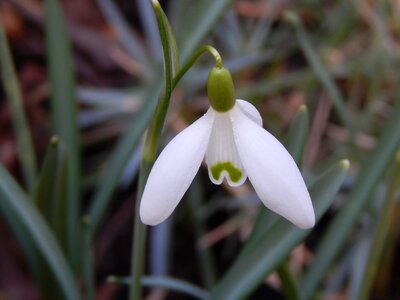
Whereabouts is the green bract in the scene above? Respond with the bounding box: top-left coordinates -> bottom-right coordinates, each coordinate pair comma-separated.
207,66 -> 235,112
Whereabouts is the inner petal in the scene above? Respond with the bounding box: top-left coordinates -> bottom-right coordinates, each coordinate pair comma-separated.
206,111 -> 247,187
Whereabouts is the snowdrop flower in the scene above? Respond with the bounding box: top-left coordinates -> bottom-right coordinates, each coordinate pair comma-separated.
140,66 -> 315,229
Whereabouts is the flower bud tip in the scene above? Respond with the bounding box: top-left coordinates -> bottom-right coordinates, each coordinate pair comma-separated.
284,11 -> 299,26
339,159 -> 350,170
298,104 -> 307,113
50,136 -> 60,146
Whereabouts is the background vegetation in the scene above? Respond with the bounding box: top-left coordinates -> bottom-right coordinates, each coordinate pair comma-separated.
0,0 -> 399,299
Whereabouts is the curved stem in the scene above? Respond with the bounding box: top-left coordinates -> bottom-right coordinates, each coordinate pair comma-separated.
172,45 -> 222,88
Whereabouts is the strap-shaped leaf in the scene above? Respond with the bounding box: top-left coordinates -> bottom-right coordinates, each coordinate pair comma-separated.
32,137 -> 68,299
33,137 -> 68,250
0,165 -> 81,300
285,12 -> 352,134
286,105 -> 309,163
356,152 -> 400,300
0,19 -> 37,192
300,99 -> 400,300
44,0 -> 81,270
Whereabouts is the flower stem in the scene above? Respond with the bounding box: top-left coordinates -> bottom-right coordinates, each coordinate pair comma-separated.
130,5 -> 224,300
142,44 -> 223,164
129,163 -> 151,300
172,45 -> 222,88
277,262 -> 298,300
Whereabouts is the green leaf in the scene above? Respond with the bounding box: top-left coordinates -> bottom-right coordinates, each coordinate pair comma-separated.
89,83 -> 162,233
179,0 -> 236,61
237,69 -> 317,100
44,0 -> 81,270
356,151 -> 400,300
81,217 -> 95,300
286,105 -> 309,163
0,165 -> 81,300
110,275 -> 209,300
32,137 -> 68,299
33,137 -> 68,249
285,12 -> 353,134
300,99 -> 400,300
210,160 -> 349,300
97,0 -> 150,68
0,201 -> 39,275
0,18 -> 37,192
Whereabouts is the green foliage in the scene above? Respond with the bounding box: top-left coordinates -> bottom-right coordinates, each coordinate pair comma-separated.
44,0 -> 81,271
0,19 -> 37,192
0,165 -> 81,300
1,0 -> 399,299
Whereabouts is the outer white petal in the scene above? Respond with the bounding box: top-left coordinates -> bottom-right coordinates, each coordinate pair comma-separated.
140,110 -> 214,225
206,111 -> 247,187
230,105 -> 315,229
236,99 -> 263,126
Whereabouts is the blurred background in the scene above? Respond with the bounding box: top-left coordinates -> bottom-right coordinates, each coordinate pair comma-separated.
0,0 -> 400,299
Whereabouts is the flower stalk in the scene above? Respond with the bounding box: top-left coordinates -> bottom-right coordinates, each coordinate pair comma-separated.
129,1 -> 224,299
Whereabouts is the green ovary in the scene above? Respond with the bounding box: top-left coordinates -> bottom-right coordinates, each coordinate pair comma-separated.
210,162 -> 242,183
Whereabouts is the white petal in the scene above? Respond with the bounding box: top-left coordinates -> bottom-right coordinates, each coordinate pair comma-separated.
140,110 -> 214,225
230,106 -> 315,229
236,99 -> 263,127
206,110 -> 247,187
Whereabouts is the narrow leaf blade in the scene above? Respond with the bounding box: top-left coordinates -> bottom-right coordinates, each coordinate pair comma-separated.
0,165 -> 81,300
0,19 -> 37,192
300,99 -> 400,300
44,0 -> 81,270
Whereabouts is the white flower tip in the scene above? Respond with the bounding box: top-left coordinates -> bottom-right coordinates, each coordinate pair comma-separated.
139,204 -> 163,226
286,193 -> 315,229
295,211 -> 315,229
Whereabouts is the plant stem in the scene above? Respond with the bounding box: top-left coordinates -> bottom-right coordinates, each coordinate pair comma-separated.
172,45 -> 222,88
129,5 -> 224,299
129,163 -> 151,300
277,262 -> 298,300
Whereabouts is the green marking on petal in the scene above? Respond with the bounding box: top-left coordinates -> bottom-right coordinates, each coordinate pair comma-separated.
210,162 -> 242,183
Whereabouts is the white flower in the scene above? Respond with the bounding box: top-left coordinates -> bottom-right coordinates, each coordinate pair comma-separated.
140,99 -> 315,229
